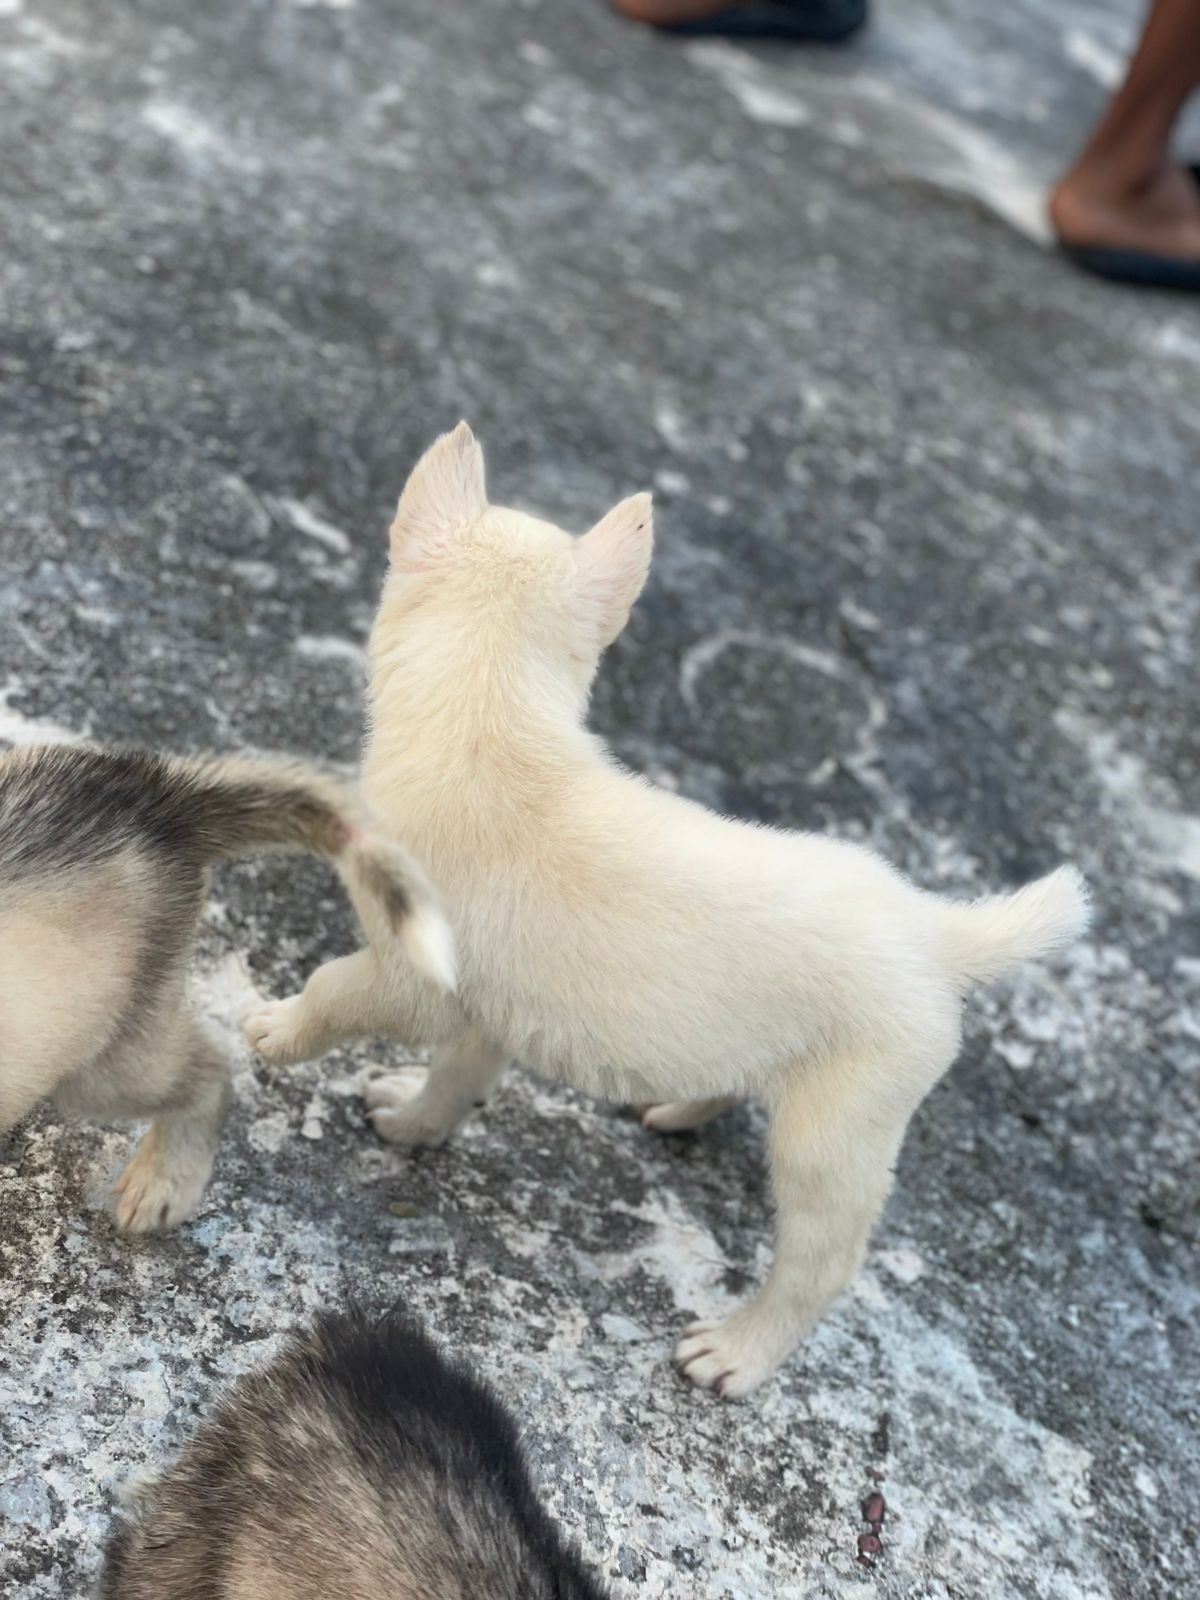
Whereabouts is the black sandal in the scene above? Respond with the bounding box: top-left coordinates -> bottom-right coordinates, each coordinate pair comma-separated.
632,0 -> 867,44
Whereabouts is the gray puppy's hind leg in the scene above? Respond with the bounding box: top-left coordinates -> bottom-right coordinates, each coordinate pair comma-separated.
0,1072 -> 54,1141
111,1017 -> 231,1234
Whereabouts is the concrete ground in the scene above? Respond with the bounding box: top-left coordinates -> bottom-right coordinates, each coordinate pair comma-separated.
1,0 -> 1198,1595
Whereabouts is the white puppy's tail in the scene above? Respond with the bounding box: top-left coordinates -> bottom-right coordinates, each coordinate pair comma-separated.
939,865 -> 1090,988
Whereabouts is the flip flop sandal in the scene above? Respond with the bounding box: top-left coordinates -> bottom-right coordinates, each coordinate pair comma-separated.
1057,245 -> 1200,290
1057,164 -> 1200,291
635,0 -> 868,43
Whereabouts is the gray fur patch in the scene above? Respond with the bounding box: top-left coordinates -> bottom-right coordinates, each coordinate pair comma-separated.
100,1309 -> 609,1600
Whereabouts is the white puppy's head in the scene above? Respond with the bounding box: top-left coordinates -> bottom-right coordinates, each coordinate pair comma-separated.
377,423 -> 653,700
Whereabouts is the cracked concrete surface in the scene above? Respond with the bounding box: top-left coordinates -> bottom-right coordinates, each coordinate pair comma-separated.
1,0 -> 1197,1595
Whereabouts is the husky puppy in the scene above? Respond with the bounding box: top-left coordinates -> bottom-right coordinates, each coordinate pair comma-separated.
100,1308 -> 610,1600
243,424 -> 1089,1397
0,743 -> 454,1232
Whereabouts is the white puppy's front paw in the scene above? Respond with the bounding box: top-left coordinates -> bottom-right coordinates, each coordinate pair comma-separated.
673,1312 -> 784,1400
113,1140 -> 212,1234
241,995 -> 309,1065
363,1069 -> 461,1149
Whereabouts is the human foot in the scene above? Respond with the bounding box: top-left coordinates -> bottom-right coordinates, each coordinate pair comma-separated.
1050,159 -> 1200,262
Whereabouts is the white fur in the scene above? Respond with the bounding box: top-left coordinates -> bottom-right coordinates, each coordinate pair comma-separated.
246,425 -> 1090,1397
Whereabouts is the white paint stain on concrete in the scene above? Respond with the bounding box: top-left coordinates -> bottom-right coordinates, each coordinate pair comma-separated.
876,1246 -> 927,1285
854,73 -> 1051,244
1056,709 -> 1200,882
142,99 -> 228,160
294,634 -> 368,670
0,680 -> 83,747
678,628 -> 846,711
684,41 -> 812,129
271,497 -> 354,556
604,1191 -> 733,1317
683,37 -> 1051,244
1063,28 -> 1124,90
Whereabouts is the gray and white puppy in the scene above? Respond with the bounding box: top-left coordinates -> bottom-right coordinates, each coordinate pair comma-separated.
0,743 -> 454,1232
100,1308 -> 610,1600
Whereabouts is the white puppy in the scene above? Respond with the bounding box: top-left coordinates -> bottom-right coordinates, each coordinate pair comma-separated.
244,424 -> 1089,1397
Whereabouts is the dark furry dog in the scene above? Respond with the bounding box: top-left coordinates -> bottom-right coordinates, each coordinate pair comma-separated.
0,743 -> 454,1231
100,1309 -> 610,1599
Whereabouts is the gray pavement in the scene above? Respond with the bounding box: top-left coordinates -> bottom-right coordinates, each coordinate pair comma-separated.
1,1 -> 1198,1595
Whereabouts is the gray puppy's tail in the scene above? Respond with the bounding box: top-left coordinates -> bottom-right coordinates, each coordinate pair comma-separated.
179,754 -> 456,991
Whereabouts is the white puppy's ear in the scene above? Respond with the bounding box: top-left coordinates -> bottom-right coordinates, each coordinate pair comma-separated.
575,493 -> 653,648
390,421 -> 487,566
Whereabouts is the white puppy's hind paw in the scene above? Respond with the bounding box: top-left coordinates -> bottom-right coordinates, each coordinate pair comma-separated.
363,1069 -> 462,1149
369,1106 -> 453,1148
362,1066 -> 428,1112
241,995 -> 308,1065
673,1313 -> 784,1400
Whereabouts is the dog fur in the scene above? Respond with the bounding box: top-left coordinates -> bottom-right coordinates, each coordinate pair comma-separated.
100,1308 -> 609,1600
0,743 -> 454,1232
243,424 -> 1090,1396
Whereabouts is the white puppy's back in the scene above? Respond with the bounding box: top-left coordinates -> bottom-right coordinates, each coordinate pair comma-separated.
375,734 -> 1082,1106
